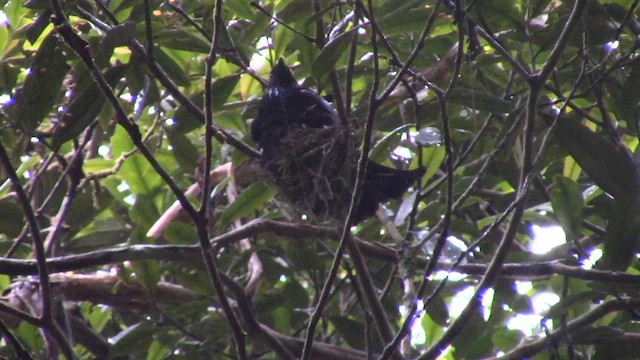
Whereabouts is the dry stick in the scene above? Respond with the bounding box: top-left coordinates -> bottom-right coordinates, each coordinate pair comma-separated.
7,150 -> 70,257
376,1 -> 445,103
44,122 -> 99,255
200,1 -> 246,358
418,1 -> 588,358
3,229 -> 640,284
414,112 -> 526,315
0,143 -> 74,359
381,8 -> 468,354
49,2 -> 240,357
49,12 -> 200,224
475,26 -> 531,79
164,3 -> 268,88
218,273 -> 296,360
313,1 -> 349,128
344,5 -> 360,114
249,1 -> 316,42
146,163 -> 233,238
225,167 -> 264,297
301,2 -> 396,358
0,302 -> 40,328
82,3 -> 260,160
0,319 -> 33,360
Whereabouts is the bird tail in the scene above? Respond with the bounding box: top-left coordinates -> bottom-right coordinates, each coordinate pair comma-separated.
352,162 -> 425,224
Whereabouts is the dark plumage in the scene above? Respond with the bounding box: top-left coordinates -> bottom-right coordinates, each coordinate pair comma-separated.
252,59 -> 425,225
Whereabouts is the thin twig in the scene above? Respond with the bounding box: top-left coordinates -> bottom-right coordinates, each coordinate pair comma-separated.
0,319 -> 34,359
0,142 -> 74,359
200,1 -> 247,358
419,1 -> 588,358
302,1 -> 397,357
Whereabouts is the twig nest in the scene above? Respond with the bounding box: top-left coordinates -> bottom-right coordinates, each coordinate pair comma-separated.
261,124 -> 356,223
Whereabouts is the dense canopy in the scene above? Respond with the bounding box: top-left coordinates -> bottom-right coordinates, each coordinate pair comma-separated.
2,0 -> 640,359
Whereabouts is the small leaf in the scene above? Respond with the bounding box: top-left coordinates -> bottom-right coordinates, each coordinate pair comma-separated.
616,57 -> 640,136
562,155 -> 582,180
598,198 -> 640,271
109,321 -> 155,358
329,316 -> 367,350
414,146 -> 446,184
70,224 -> 130,252
154,47 -> 191,87
492,327 -> 522,351
211,74 -> 241,108
550,175 -> 583,240
163,222 -> 198,245
172,93 -> 206,134
14,33 -> 69,131
52,65 -> 127,148
312,27 -> 357,79
550,112 -> 640,199
120,153 -> 163,195
218,182 -> 277,228
166,129 -> 199,170
378,1 -> 432,36
103,21 -> 137,48
370,123 -> 414,163
449,88 -> 514,114
154,29 -> 211,53
424,294 -> 450,327
542,291 -> 602,319
0,198 -> 24,237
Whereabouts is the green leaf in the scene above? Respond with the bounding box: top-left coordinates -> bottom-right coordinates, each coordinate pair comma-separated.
378,0 -> 432,36
312,27 -> 357,79
492,327 -> 522,351
82,301 -> 112,333
166,129 -> 199,170
163,222 -> 198,245
103,21 -> 137,48
218,182 -> 277,228
562,155 -> 582,180
370,123 -> 414,163
52,64 -> 128,148
449,88 -> 514,114
154,47 -> 191,87
225,1 -> 254,19
330,316 -> 367,350
211,74 -> 241,108
155,29 -> 211,53
172,93 -> 206,134
108,321 -> 155,358
615,56 -> 640,136
550,175 -> 583,240
542,291 -> 602,319
0,197 -> 24,237
425,294 -> 450,327
14,32 -> 69,131
550,112 -> 640,199
414,146 -> 446,184
146,340 -> 171,360
599,198 -> 640,271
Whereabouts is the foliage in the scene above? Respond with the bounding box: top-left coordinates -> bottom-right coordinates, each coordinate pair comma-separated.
1,0 -> 640,359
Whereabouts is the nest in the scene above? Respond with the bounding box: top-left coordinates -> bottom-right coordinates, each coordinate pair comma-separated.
261,125 -> 357,223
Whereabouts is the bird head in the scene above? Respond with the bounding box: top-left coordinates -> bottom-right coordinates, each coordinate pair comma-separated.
269,58 -> 298,89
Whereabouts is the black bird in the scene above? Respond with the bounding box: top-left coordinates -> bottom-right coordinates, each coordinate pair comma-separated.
252,59 -> 425,225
